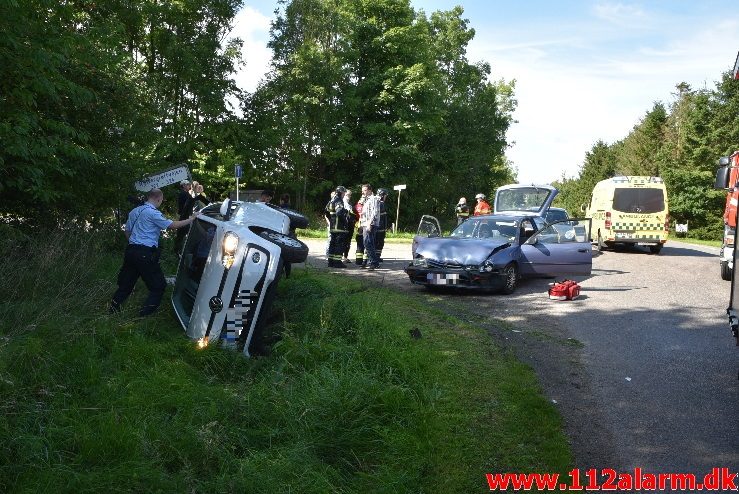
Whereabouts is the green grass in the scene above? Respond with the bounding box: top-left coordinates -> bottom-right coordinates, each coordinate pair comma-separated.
669,236 -> 721,248
0,226 -> 571,493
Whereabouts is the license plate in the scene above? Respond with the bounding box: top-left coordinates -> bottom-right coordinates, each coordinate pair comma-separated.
615,232 -> 633,239
636,242 -> 654,246
427,273 -> 460,285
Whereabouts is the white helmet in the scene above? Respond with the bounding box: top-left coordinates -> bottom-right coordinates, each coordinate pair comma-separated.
475,193 -> 486,200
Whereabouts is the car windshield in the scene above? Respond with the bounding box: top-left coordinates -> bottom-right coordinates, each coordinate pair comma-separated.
450,218 -> 518,241
496,187 -> 553,213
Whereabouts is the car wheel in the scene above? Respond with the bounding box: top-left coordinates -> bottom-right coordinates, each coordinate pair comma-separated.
721,260 -> 732,281
258,230 -> 309,264
268,205 -> 310,229
649,244 -> 663,255
500,263 -> 518,295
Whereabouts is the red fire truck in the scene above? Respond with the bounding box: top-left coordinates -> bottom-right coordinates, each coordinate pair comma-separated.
719,52 -> 739,347
716,152 -> 739,280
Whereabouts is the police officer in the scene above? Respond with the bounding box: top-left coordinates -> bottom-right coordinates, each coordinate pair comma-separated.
110,188 -> 199,316
376,188 -> 389,262
455,197 -> 470,225
325,186 -> 349,268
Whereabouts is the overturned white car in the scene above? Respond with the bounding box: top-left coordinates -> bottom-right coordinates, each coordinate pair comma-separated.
171,199 -> 309,356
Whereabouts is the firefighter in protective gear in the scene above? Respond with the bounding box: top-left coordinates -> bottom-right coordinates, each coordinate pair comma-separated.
455,197 -> 470,225
376,188 -> 389,262
354,197 -> 365,265
342,189 -> 356,262
474,193 -> 491,216
325,186 -> 349,268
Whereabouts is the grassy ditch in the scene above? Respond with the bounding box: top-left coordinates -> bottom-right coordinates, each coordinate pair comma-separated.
0,227 -> 570,492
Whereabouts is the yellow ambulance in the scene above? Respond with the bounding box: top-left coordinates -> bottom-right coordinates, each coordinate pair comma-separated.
585,176 -> 669,254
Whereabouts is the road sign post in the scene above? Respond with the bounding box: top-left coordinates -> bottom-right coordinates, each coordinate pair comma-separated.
393,184 -> 406,233
235,164 -> 243,201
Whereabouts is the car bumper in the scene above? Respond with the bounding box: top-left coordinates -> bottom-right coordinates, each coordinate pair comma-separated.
404,265 -> 506,289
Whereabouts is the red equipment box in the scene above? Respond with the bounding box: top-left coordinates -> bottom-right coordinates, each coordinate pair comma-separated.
548,280 -> 581,301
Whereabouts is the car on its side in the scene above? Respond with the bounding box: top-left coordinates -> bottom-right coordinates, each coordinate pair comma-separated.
405,185 -> 592,293
171,199 -> 309,356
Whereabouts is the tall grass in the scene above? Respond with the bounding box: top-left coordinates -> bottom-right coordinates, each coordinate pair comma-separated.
0,226 -> 570,493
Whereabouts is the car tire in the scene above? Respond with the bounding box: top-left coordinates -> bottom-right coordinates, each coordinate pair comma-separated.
268,205 -> 310,230
649,244 -> 663,255
721,260 -> 732,281
499,263 -> 518,295
258,230 -> 309,264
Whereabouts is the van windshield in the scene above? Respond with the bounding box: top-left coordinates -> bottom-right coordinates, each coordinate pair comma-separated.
613,188 -> 665,213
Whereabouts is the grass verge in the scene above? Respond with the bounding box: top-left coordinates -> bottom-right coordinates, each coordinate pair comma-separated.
0,226 -> 570,492
668,236 -> 721,248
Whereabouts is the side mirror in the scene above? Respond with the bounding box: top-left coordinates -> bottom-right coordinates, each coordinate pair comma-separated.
715,166 -> 730,190
580,204 -> 586,213
219,199 -> 232,220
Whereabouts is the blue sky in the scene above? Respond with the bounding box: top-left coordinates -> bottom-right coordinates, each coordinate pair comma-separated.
233,1 -> 739,184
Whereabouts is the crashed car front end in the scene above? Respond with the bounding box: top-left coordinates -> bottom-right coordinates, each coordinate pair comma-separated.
405,238 -> 515,289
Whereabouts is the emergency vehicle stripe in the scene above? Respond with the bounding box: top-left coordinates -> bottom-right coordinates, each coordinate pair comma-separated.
612,223 -> 665,229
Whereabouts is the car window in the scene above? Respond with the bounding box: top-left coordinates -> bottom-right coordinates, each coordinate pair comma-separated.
530,219 -> 590,244
613,188 -> 665,213
450,219 -> 477,238
545,209 -> 568,223
496,187 -> 555,212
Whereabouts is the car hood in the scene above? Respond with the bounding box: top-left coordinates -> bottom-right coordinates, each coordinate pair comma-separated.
415,237 -> 511,265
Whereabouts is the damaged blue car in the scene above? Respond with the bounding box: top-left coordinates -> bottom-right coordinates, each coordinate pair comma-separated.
405,185 -> 592,293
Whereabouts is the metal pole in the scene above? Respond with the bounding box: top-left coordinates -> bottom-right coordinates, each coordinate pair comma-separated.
236,176 -> 239,201
395,190 -> 401,234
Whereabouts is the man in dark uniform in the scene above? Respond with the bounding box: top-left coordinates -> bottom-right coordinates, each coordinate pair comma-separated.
110,188 -> 199,316
376,188 -> 389,262
342,189 -> 356,263
174,179 -> 193,256
325,186 -> 349,268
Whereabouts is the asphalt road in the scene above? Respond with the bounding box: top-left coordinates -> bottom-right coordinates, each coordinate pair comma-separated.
300,239 -> 739,478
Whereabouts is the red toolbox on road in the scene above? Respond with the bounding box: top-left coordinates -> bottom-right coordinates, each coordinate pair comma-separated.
548,280 -> 581,300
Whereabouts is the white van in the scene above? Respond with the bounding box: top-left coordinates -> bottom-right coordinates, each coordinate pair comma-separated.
585,176 -> 669,254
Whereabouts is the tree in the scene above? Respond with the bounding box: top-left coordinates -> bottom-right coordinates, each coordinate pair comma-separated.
246,0 -> 515,224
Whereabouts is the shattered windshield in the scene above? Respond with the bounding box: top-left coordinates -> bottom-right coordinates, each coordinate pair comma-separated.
450,218 -> 518,241
496,187 -> 554,213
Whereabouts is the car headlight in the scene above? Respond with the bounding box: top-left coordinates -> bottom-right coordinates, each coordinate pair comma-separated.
222,231 -> 239,269
479,260 -> 495,273
412,256 -> 428,267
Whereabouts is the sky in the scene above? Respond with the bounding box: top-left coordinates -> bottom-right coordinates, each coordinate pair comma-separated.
230,0 -> 739,184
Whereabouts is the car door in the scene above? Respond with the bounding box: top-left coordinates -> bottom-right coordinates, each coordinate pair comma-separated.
413,215 -> 442,257
518,218 -> 592,276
